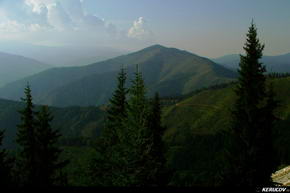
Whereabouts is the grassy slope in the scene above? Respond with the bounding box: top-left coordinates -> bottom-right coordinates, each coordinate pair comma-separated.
162,77 -> 290,186
163,77 -> 290,140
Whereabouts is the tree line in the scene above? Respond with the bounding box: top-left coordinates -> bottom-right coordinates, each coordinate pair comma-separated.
0,85 -> 69,187
0,21 -> 282,187
0,65 -> 171,187
267,72 -> 290,79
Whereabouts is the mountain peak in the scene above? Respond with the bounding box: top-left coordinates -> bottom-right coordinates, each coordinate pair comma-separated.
141,44 -> 167,51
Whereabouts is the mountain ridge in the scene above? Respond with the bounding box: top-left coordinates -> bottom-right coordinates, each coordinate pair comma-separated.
213,53 -> 290,73
0,44 -> 237,107
0,52 -> 52,87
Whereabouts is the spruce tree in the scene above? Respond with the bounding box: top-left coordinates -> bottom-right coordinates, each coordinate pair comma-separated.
125,65 -> 150,186
223,22 -> 278,186
0,130 -> 13,186
90,67 -> 129,186
34,105 -> 69,187
91,66 -> 170,187
103,67 -> 128,146
16,85 -> 68,186
146,93 -> 169,186
16,84 -> 38,186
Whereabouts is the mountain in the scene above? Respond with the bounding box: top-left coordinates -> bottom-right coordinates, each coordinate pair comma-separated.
0,98 -> 105,149
162,76 -> 290,185
212,53 -> 290,73
66,49 -> 128,66
0,52 -> 52,87
0,45 -> 237,107
0,41 -> 126,67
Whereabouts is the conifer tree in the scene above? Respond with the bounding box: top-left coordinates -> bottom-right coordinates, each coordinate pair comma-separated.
147,93 -> 165,160
223,21 -> 278,186
90,67 -> 129,186
91,66 -> 170,187
103,67 -> 128,146
124,65 -> 151,186
34,105 -> 68,187
16,84 -> 38,186
16,85 -> 68,187
146,93 -> 169,186
0,130 -> 13,186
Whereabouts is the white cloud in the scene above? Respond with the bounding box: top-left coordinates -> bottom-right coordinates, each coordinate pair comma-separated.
128,17 -> 153,40
0,1 -> 155,50
46,2 -> 74,31
25,0 -> 50,14
24,0 -> 114,33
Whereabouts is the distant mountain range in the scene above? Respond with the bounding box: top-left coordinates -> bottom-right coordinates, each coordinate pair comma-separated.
0,52 -> 52,87
0,45 -> 237,107
212,53 -> 290,73
0,42 -> 126,67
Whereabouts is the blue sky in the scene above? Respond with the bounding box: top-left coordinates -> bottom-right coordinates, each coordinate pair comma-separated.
0,0 -> 290,58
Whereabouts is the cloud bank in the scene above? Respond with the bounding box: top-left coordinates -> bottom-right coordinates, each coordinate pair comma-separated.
0,0 -> 154,48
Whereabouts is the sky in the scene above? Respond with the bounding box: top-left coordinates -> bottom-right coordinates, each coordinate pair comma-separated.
0,0 -> 290,59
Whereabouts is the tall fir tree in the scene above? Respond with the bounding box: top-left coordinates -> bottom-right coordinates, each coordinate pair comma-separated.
0,130 -> 13,186
16,85 -> 68,186
90,67 -> 129,186
34,105 -> 69,187
16,84 -> 38,186
90,66 -> 169,187
103,67 -> 128,146
223,21 -> 278,186
145,93 -> 170,186
124,65 -> 151,186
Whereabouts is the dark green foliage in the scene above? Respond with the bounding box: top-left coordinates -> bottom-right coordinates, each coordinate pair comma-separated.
0,130 -> 13,186
61,146 -> 97,186
268,72 -> 290,79
90,67 -> 169,187
15,84 -> 38,186
167,132 -> 227,186
161,76 -> 290,186
15,85 -> 69,186
223,22 -> 278,186
122,65 -> 151,186
146,93 -> 171,186
103,67 -> 128,146
0,100 -> 105,149
89,67 -> 130,186
34,105 -> 69,186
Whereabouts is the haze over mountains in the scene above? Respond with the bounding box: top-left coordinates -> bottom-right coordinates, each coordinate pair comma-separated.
0,44 -> 289,108
0,45 -> 236,107
0,52 -> 51,87
0,42 -> 127,67
213,53 -> 290,73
